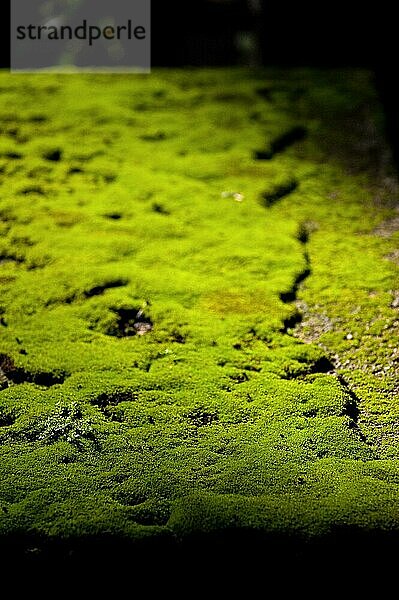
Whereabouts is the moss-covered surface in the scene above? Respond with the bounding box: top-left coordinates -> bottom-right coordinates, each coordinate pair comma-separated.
0,68 -> 398,561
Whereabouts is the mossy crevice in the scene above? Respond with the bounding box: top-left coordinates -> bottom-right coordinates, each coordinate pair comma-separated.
0,252 -> 25,265
83,279 -> 129,299
104,213 -> 122,220
91,390 -> 139,420
254,125 -> 307,160
0,408 -> 15,427
261,180 -> 298,207
336,374 -> 367,442
0,354 -> 67,388
279,258 -> 311,303
105,307 -> 153,338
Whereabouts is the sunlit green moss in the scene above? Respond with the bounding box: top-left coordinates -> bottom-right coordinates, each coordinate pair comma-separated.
0,68 -> 398,548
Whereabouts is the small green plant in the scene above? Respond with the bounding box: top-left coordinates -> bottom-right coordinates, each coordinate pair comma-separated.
38,402 -> 97,448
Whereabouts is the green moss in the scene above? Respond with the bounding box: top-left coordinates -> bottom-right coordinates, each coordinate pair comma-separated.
0,68 -> 398,550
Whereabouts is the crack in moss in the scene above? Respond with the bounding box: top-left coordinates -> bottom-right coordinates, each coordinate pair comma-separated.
337,374 -> 367,442
106,307 -> 153,338
277,228 -> 366,441
83,279 -> 129,298
261,180 -> 298,207
254,126 -> 307,160
0,354 -> 67,389
280,254 -> 311,304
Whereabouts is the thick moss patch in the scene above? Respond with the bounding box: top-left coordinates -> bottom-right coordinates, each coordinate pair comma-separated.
0,68 -> 398,556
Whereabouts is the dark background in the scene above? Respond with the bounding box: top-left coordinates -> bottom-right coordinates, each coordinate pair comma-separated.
152,0 -> 394,69
4,1 -> 396,70
3,1 -> 399,166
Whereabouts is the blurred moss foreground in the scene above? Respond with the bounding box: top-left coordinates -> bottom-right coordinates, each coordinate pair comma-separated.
0,69 -> 398,561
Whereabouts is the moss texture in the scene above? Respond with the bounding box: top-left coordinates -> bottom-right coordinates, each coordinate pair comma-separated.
0,68 -> 398,557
